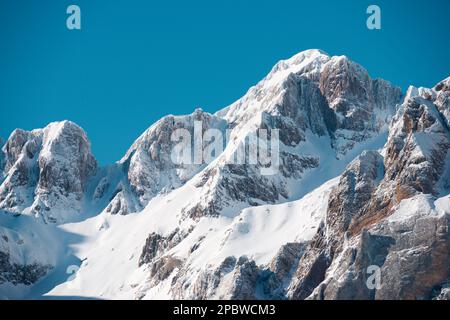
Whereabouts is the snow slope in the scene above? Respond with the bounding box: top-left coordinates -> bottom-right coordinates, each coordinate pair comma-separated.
45,175 -> 338,299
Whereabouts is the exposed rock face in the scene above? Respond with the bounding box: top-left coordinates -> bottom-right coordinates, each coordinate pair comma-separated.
139,229 -> 187,267
170,256 -> 235,299
285,80 -> 450,300
261,242 -> 308,299
149,256 -> 184,285
318,56 -> 402,155
134,51 -> 446,301
103,181 -> 140,216
287,225 -> 330,299
103,109 -> 227,215
182,162 -> 293,220
384,100 -> 449,198
319,58 -> 401,130
169,246 -> 308,300
273,74 -> 336,139
32,122 -> 97,223
0,251 -> 51,286
0,129 -> 41,211
170,256 -> 262,300
347,87 -> 450,236
2,51 -> 401,224
326,150 -> 384,248
226,257 -> 261,300
306,196 -> 449,300
125,109 -> 226,199
0,121 -> 97,223
268,242 -> 306,284
434,77 -> 450,128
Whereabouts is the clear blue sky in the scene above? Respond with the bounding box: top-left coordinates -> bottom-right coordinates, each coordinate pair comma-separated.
1,0 -> 449,164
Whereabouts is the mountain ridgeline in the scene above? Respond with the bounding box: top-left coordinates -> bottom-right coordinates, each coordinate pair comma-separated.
0,50 -> 449,300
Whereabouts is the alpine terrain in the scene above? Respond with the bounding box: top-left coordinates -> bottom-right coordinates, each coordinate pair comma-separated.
0,49 -> 449,300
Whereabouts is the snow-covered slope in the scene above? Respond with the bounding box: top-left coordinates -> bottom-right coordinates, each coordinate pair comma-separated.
43,176 -> 338,299
1,50 -> 448,300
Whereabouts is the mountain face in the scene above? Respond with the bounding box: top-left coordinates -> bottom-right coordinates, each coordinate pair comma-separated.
0,121 -> 97,224
292,79 -> 450,300
0,50 -> 448,300
101,109 -> 228,216
180,50 -> 402,221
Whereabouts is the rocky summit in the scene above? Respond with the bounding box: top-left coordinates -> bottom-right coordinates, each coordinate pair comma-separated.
0,50 -> 448,300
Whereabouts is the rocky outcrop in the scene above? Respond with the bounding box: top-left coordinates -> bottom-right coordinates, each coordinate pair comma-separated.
103,182 -> 139,216
434,77 -> 450,128
0,129 -> 41,211
169,245 -> 307,300
32,121 -> 97,223
286,226 -> 330,299
103,109 -> 227,215
319,56 -> 402,155
268,242 -> 306,284
0,121 -> 96,289
326,150 -> 384,249
319,57 -> 401,131
139,229 -> 188,267
307,196 -> 449,300
0,121 -> 97,223
347,88 -> 450,235
149,256 -> 184,285
0,251 -> 51,286
285,79 -> 450,300
170,256 -> 262,300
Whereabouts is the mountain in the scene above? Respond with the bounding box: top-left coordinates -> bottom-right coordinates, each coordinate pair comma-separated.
0,50 -> 448,300
287,78 -> 450,299
0,121 -> 97,224
101,109 -> 228,216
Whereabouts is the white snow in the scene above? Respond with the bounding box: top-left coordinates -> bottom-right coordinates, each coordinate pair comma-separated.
43,174 -> 337,299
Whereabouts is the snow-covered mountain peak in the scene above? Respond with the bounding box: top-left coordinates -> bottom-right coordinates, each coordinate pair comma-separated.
2,51 -> 448,301
94,108 -> 229,216
217,49 -> 401,160
268,49 -> 330,79
0,50 -> 402,224
39,120 -> 94,161
0,120 -> 97,223
123,108 -> 226,163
